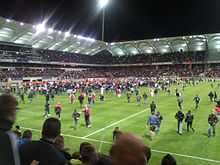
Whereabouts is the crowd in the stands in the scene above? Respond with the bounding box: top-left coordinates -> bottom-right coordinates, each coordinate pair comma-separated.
0,94 -> 177,165
0,43 -> 207,65
0,64 -> 219,81
0,68 -> 65,81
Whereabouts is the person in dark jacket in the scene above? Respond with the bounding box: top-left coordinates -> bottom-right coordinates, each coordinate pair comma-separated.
161,154 -> 177,165
208,112 -> 219,137
54,135 -> 72,164
185,111 -> 195,132
175,110 -> 185,135
150,101 -> 157,114
19,118 -> 66,165
0,94 -> 20,165
17,130 -> 32,148
78,93 -> 85,108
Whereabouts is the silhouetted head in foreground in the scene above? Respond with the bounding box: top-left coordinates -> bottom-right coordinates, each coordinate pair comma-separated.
161,154 -> 177,165
110,133 -> 151,165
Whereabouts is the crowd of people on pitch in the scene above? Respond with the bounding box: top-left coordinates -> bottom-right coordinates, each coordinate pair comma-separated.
174,86 -> 219,137
0,94 -> 178,165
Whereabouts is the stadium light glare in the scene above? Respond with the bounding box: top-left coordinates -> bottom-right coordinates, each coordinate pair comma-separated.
48,28 -> 54,34
77,35 -> 95,42
6,19 -> 11,23
98,0 -> 109,9
58,31 -> 62,35
35,22 -> 46,34
145,49 -> 153,54
20,22 -> 24,26
65,31 -> 71,37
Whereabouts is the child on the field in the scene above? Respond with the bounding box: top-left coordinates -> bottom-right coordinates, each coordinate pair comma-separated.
55,102 -> 62,119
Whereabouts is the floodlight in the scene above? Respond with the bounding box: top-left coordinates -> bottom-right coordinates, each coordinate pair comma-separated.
6,19 -> 11,23
65,31 -> 71,37
58,31 -> 62,35
20,22 -> 24,26
161,49 -> 167,53
48,28 -> 54,34
145,49 -> 153,54
35,23 -> 46,34
98,0 -> 109,9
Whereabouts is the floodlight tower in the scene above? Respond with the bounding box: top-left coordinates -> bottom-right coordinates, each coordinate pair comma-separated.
98,0 -> 109,41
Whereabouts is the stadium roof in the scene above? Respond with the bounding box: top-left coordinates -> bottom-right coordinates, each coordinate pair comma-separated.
0,17 -> 220,56
0,17 -> 107,55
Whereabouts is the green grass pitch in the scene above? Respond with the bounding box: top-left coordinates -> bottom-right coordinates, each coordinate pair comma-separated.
15,82 -> 220,165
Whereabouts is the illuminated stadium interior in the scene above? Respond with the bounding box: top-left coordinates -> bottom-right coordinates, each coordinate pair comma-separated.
1,16 -> 220,57
1,1 -> 220,165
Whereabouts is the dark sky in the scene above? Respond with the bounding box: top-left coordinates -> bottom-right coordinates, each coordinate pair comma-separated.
0,0 -> 220,42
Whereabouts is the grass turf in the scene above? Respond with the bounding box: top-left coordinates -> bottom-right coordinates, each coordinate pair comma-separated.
15,82 -> 220,165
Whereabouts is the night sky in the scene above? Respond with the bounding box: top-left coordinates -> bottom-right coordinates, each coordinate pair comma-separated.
0,0 -> 220,42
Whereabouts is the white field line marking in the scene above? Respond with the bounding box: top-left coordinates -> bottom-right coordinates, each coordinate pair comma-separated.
20,127 -> 112,145
151,149 -> 220,164
83,109 -> 148,138
21,126 -> 220,163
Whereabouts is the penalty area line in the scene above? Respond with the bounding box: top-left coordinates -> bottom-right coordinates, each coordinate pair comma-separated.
21,126 -> 220,163
83,109 -> 148,138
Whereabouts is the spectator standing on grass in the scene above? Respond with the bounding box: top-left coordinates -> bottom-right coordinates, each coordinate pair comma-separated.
185,111 -> 195,132
175,110 -> 185,135
112,127 -> 122,142
54,102 -> 62,119
156,111 -> 163,133
127,91 -> 132,103
72,109 -> 80,129
143,92 -> 148,105
193,95 -> 200,109
28,90 -> 34,103
208,112 -> 218,137
147,112 -> 159,140
19,118 -> 66,165
136,95 -> 142,106
0,94 -> 21,165
177,95 -> 183,110
45,92 -> 50,103
43,102 -> 50,118
150,101 -> 157,114
78,93 -> 85,108
82,105 -> 91,128
208,91 -> 214,102
69,92 -> 75,104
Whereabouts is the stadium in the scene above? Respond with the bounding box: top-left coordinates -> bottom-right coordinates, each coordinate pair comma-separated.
0,0 -> 220,165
